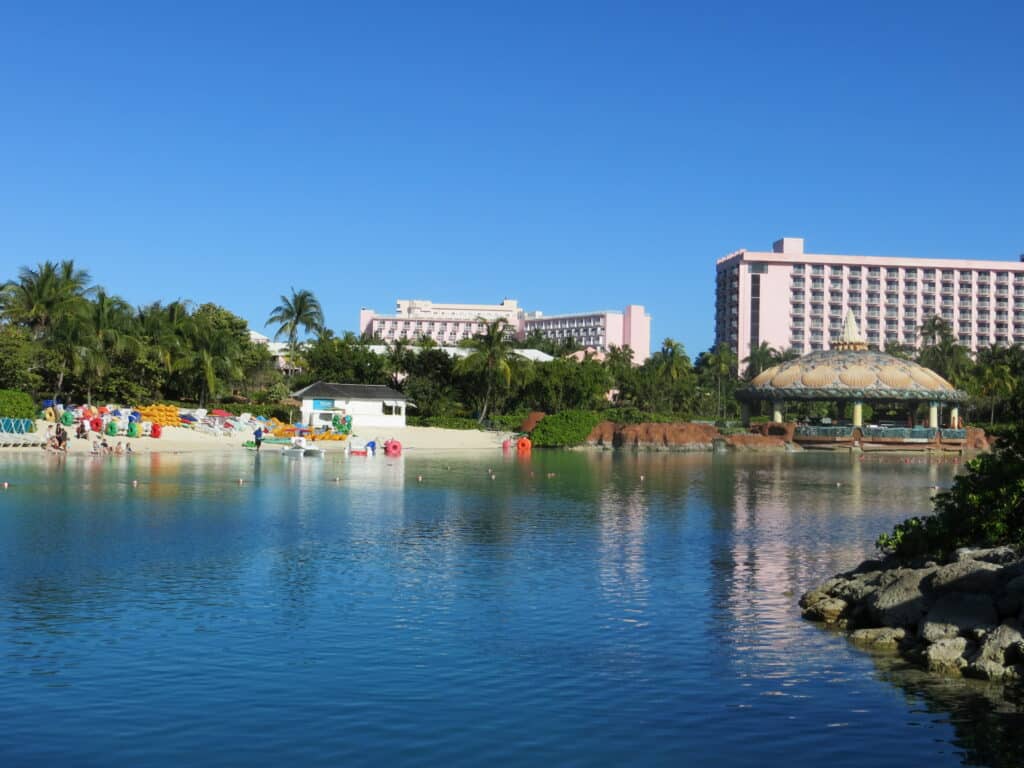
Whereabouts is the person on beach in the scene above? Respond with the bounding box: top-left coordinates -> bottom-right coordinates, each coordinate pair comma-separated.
114,441 -> 125,455
253,426 -> 263,452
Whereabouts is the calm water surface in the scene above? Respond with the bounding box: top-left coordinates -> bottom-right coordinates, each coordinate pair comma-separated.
1,450 -> 1021,766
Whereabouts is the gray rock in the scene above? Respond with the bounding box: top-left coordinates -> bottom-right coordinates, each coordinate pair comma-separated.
927,559 -> 1003,594
867,567 -> 936,627
954,546 -> 1019,565
832,573 -> 884,604
966,659 -> 1013,681
802,596 -> 848,624
924,637 -> 972,675
799,589 -> 829,609
919,592 -> 998,642
973,623 -> 1023,667
849,627 -> 906,648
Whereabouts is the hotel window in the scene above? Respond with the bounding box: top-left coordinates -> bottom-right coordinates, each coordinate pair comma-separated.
749,274 -> 761,348
811,265 -> 824,276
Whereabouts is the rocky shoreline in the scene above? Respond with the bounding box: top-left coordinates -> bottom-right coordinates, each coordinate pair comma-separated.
801,546 -> 1024,682
584,421 -> 792,452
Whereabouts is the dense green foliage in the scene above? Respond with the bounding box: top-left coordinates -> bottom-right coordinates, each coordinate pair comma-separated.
3,263 -> 1021,431
406,416 -> 483,430
877,426 -> 1024,559
530,410 -> 604,447
0,389 -> 36,419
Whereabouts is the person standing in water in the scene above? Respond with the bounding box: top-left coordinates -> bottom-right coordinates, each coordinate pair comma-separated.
253,426 -> 263,452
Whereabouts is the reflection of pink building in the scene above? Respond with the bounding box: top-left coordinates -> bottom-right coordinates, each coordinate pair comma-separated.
523,305 -> 651,362
717,237 -> 1024,361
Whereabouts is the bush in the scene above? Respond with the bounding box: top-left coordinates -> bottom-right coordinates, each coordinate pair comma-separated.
407,415 -> 483,430
877,426 -> 1024,560
0,389 -> 36,419
487,410 -> 531,431
530,409 -> 603,447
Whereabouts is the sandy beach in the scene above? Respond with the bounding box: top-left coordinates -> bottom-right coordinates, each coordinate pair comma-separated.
0,422 -> 515,457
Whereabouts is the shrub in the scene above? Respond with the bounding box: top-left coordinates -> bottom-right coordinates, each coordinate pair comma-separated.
407,415 -> 482,430
0,389 -> 36,419
530,409 -> 603,447
877,425 -> 1024,560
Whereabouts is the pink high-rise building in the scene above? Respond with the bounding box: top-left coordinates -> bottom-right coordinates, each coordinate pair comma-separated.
522,305 -> 651,362
716,237 -> 1024,361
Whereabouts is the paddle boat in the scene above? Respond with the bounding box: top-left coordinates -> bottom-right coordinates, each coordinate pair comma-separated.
281,436 -> 325,458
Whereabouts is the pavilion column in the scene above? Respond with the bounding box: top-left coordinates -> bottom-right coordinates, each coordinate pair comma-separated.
950,406 -> 959,429
772,401 -> 783,424
928,401 -> 939,430
740,402 -> 751,427
852,400 -> 863,428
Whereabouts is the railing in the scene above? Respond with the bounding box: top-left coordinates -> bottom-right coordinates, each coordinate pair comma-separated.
0,418 -> 35,434
795,425 -> 854,439
941,429 -> 967,440
862,427 -> 937,440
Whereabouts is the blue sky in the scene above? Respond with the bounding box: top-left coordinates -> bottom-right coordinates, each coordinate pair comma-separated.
2,1 -> 1022,356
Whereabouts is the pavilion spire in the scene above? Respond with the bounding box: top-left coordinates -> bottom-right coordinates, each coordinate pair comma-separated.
832,310 -> 868,351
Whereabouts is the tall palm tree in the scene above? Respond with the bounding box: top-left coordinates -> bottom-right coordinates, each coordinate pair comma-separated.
919,315 -> 951,347
80,290 -> 140,404
974,348 -> 1016,425
742,341 -> 777,380
0,260 -> 93,338
267,289 -> 324,373
455,318 -> 515,423
385,338 -> 411,389
705,343 -> 739,420
656,338 -> 692,384
182,313 -> 244,406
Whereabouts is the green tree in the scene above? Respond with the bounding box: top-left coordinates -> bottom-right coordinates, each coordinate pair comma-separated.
701,343 -> 739,421
455,318 -> 517,423
80,289 -> 140,404
267,289 -> 324,372
742,341 -> 777,380
0,325 -> 42,392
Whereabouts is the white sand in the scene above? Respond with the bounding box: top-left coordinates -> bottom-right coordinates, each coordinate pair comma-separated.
0,421 -> 515,456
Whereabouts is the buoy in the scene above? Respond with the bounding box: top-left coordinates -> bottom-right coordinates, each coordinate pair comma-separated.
640,474 -> 645,482
490,474 -> 496,480
333,477 -> 340,483
132,480 -> 138,487
2,481 -> 8,489
238,478 -> 244,485
417,475 -> 423,482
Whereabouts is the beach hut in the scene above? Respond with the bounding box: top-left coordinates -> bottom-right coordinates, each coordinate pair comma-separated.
291,382 -> 409,429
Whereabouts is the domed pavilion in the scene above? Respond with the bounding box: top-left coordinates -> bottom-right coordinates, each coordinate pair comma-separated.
737,312 -> 969,449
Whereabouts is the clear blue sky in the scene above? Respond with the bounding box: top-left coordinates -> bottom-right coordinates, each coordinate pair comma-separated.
2,1 -> 1022,356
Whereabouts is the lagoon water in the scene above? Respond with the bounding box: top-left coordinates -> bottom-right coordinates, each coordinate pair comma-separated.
1,450 -> 1022,767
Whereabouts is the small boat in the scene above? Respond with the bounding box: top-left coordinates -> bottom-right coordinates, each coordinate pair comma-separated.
280,437 -> 325,458
281,446 -> 325,458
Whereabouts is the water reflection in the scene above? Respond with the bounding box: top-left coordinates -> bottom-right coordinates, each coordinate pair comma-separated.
0,450 -> 1019,767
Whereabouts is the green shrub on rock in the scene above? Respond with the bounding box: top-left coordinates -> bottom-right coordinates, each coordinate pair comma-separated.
877,426 -> 1024,560
530,410 -> 602,447
0,389 -> 36,419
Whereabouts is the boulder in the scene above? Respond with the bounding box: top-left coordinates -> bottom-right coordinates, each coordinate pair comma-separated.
924,637 -> 972,675
955,546 -> 1019,565
927,559 -> 1003,594
972,623 -> 1023,668
802,596 -> 848,624
832,571 -> 887,604
967,659 -> 1016,681
919,592 -> 998,642
867,567 -> 936,628
849,627 -> 906,649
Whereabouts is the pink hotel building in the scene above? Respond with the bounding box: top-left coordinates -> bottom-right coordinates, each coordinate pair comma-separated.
360,300 -> 652,361
717,237 -> 1024,362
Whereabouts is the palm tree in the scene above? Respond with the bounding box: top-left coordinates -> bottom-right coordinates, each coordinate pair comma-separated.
0,260 -> 93,338
267,289 -> 324,373
80,290 -> 140,404
455,318 -> 516,423
919,315 -> 951,347
655,338 -> 692,384
182,314 -> 244,406
975,349 -> 1016,425
705,343 -> 739,420
384,338 -> 411,389
742,341 -> 777,380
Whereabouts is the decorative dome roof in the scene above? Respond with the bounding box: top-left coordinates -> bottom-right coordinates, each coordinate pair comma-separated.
738,349 -> 968,403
